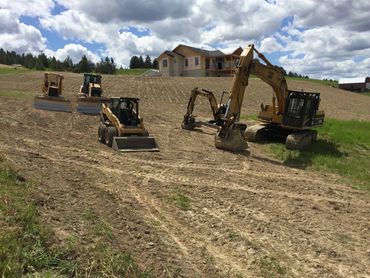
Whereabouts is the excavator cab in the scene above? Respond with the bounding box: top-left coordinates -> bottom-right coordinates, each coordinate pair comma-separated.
283,91 -> 324,128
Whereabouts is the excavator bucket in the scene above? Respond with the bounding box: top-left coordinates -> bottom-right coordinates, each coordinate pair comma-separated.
76,98 -> 102,114
112,136 -> 159,152
33,96 -> 72,113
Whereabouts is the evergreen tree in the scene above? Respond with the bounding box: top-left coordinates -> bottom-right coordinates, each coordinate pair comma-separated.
38,52 -> 49,68
129,56 -> 140,69
50,57 -> 58,70
152,58 -> 159,69
63,56 -> 73,71
144,55 -> 152,68
77,55 -> 91,73
139,55 -> 144,68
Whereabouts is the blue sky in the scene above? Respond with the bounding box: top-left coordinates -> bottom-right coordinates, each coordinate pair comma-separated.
1,0 -> 369,79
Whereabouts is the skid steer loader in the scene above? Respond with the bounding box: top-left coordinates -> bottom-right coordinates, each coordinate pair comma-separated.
76,73 -> 108,114
98,97 -> 159,152
34,73 -> 72,112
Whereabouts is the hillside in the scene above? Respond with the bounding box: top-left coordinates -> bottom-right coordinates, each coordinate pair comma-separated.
0,72 -> 369,277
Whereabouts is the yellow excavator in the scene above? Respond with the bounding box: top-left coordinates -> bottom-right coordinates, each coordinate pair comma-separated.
34,73 -> 72,112
182,44 -> 325,151
98,97 -> 159,152
76,73 -> 108,114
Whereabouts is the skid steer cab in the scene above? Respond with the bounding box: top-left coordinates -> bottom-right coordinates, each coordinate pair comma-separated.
98,97 -> 159,152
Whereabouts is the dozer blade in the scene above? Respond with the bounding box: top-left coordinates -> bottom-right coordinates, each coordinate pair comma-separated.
33,96 -> 72,113
112,136 -> 159,152
76,99 -> 102,114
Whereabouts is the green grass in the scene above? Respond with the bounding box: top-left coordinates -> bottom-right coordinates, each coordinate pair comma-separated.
259,257 -> 286,278
240,114 -> 259,121
0,67 -> 31,75
0,90 -> 33,98
0,156 -> 149,277
170,191 -> 192,210
0,158 -> 76,277
268,118 -> 370,191
116,68 -> 149,75
285,76 -> 338,87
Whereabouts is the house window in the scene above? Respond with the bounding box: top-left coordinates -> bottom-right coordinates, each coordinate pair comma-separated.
195,57 -> 199,66
162,59 -> 168,67
174,59 -> 176,64
185,58 -> 189,67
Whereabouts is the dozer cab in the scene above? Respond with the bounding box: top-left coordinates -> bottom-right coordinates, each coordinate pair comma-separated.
76,73 -> 108,114
98,97 -> 159,152
181,44 -> 325,151
34,73 -> 72,112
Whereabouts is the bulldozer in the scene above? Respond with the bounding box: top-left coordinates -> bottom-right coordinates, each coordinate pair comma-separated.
34,73 -> 72,112
98,97 -> 159,152
76,73 -> 108,114
182,44 -> 325,151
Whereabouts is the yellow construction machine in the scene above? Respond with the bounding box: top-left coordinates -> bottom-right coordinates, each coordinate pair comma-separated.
34,73 -> 72,112
182,44 -> 325,151
98,97 -> 159,152
76,73 -> 108,114
182,87 -> 227,130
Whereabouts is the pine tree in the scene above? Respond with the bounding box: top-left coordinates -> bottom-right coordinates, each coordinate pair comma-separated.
129,56 -> 138,69
152,58 -> 158,69
144,55 -> 152,68
139,55 -> 144,68
77,55 -> 91,73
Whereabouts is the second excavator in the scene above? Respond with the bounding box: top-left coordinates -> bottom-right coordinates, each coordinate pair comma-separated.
181,44 -> 325,151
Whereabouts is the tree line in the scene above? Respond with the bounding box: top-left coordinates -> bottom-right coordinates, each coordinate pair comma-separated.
129,54 -> 158,69
0,48 -> 116,74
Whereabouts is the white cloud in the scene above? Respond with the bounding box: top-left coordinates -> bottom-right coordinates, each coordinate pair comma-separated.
46,43 -> 101,63
0,10 -> 46,53
0,0 -> 54,17
1,0 -> 370,78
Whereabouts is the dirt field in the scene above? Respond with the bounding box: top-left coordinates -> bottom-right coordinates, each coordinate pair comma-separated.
1,72 -> 370,277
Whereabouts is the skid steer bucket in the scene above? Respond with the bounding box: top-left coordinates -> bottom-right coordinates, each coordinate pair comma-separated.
76,98 -> 102,114
112,136 -> 159,152
33,96 -> 72,113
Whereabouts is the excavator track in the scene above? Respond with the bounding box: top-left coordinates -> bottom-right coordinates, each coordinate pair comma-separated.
245,124 -> 268,142
285,130 -> 317,150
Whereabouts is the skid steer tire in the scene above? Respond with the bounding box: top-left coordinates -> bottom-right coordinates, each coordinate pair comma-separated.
98,123 -> 107,143
105,126 -> 118,147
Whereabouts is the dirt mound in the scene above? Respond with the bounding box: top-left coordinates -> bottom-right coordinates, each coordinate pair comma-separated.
0,72 -> 369,277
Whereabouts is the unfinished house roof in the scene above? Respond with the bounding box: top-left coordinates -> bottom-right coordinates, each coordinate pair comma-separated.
339,77 -> 369,84
174,44 -> 225,57
157,50 -> 185,60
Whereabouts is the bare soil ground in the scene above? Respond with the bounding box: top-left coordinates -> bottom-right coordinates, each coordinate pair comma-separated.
1,72 -> 370,277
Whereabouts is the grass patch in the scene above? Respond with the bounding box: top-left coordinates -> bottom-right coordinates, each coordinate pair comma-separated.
170,191 -> 192,210
240,114 -> 259,121
116,68 -> 149,75
0,90 -> 32,98
0,67 -> 31,75
81,208 -> 150,277
0,160 -> 76,277
268,118 -> 370,191
259,257 -> 286,278
285,76 -> 338,87
0,156 -> 149,277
